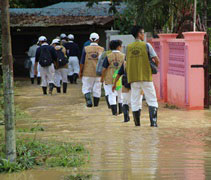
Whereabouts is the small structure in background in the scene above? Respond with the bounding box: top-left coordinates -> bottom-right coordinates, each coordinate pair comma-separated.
9,2 -> 126,76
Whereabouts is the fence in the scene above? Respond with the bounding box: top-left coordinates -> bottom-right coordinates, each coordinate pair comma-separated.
151,32 -> 206,109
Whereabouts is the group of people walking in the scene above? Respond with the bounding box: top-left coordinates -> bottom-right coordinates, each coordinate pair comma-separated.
30,25 -> 159,127
27,33 -> 80,94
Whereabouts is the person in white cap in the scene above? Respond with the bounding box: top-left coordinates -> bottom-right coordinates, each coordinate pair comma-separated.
34,36 -> 57,95
80,32 -> 104,107
64,34 -> 80,84
51,38 -> 69,93
27,39 -> 40,84
60,33 -> 67,46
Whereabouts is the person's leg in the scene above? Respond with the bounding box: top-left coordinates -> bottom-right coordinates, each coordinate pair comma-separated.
92,77 -> 102,107
106,84 -> 117,115
54,69 -> 61,93
131,82 -> 141,126
61,68 -> 68,93
72,57 -> 80,84
103,83 -> 110,109
46,65 -> 55,95
68,57 -> 74,83
82,77 -> 94,107
117,89 -> 123,114
29,58 -> 35,84
37,63 -> 41,85
122,91 -> 130,122
141,82 -> 158,127
40,66 -> 48,95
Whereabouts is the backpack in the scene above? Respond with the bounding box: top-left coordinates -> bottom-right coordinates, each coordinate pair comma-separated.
24,58 -> 32,70
96,51 -> 111,76
39,46 -> 52,67
56,48 -> 68,68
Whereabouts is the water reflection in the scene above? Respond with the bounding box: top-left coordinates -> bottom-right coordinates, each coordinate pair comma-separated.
0,82 -> 211,179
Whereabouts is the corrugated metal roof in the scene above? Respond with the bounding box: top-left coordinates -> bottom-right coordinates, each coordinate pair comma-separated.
10,2 -> 126,17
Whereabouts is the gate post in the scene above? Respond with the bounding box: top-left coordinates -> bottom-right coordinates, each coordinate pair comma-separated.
157,34 -> 177,102
183,32 -> 206,109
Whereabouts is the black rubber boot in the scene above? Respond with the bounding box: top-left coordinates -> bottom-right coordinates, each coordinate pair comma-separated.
56,87 -> 61,93
69,75 -> 73,84
49,83 -> 54,95
105,96 -> 110,109
42,87 -> 47,95
37,77 -> 41,85
132,110 -> 141,126
118,103 -> 123,114
93,97 -> 100,107
63,83 -> 67,93
149,106 -> 158,127
73,73 -> 78,84
122,104 -> 130,122
31,78 -> 34,84
85,93 -> 92,107
111,105 -> 117,116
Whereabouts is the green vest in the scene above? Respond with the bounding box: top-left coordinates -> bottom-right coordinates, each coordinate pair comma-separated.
126,41 -> 152,83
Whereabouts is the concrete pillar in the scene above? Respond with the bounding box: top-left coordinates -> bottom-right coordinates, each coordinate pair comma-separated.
105,30 -> 120,50
158,34 -> 178,102
183,32 -> 206,109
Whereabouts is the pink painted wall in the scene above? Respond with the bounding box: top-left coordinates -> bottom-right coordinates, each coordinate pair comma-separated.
167,74 -> 186,107
183,32 -> 206,110
151,32 -> 206,109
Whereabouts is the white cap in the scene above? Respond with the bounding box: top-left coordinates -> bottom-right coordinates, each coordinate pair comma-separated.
89,32 -> 99,41
51,38 -> 60,45
60,33 -> 67,39
68,34 -> 74,40
38,36 -> 47,42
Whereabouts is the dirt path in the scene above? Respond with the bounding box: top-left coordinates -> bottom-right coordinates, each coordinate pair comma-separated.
1,79 -> 211,180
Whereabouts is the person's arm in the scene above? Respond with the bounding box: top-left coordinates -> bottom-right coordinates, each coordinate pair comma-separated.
112,74 -> 121,92
147,43 -> 160,66
79,48 -> 86,78
100,57 -> 109,83
34,48 -> 40,75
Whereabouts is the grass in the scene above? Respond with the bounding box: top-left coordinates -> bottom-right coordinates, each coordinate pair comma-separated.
164,103 -> 179,109
64,174 -> 92,180
0,138 -> 89,173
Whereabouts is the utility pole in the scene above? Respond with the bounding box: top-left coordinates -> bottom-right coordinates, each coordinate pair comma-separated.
1,0 -> 16,162
193,0 -> 197,31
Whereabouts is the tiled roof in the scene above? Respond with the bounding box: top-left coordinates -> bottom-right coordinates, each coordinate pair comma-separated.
10,2 -> 126,17
9,2 -> 126,27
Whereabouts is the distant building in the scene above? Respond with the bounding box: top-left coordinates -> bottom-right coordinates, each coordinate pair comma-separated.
9,2 -> 126,76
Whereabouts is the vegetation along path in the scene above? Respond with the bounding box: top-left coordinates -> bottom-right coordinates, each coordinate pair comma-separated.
1,79 -> 211,180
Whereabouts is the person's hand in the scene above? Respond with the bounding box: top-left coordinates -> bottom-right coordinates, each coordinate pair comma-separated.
100,77 -> 104,83
112,85 -> 116,92
79,72 -> 83,79
34,69 -> 38,76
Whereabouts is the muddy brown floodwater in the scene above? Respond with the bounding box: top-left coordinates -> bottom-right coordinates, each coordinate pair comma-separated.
1,80 -> 211,180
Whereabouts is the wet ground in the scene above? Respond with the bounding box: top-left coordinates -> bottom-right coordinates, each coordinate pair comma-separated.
1,79 -> 211,180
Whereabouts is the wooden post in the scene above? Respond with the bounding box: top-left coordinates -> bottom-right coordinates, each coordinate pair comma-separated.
1,0 -> 16,162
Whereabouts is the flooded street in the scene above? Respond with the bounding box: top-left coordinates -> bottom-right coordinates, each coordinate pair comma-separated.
1,80 -> 211,180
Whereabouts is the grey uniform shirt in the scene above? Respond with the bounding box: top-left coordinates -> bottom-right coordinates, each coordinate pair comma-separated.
28,44 -> 39,57
146,42 -> 157,58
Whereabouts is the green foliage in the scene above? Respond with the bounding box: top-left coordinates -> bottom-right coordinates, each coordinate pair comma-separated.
0,23 -> 2,58
0,139 -> 89,173
64,174 -> 92,180
114,0 -> 208,35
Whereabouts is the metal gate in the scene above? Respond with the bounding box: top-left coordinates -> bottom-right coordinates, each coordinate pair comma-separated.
204,34 -> 211,107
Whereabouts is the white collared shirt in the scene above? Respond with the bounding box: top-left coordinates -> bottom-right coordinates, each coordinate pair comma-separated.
90,42 -> 98,46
